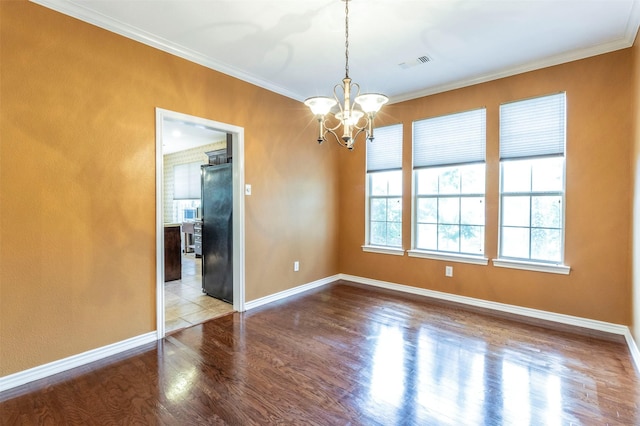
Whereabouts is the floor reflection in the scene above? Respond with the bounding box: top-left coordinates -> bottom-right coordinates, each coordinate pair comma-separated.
415,327 -> 486,424
369,326 -> 406,406
363,318 -> 572,425
502,358 -> 565,425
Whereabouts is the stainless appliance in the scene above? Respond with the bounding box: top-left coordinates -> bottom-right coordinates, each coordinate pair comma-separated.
201,162 -> 233,303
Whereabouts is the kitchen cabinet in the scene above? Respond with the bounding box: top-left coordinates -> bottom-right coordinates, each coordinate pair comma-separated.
164,224 -> 181,281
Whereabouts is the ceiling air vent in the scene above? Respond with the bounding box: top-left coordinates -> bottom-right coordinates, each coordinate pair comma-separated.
398,55 -> 432,70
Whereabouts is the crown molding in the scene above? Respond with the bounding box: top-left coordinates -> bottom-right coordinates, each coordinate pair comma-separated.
391,37 -> 638,104
29,0 -> 302,101
29,0 -> 640,105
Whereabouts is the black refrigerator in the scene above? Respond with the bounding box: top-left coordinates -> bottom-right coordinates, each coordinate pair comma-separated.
201,163 -> 233,303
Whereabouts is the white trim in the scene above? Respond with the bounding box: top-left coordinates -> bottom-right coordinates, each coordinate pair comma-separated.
624,329 -> 640,374
361,245 -> 405,256
29,0 -> 640,106
391,38 -> 637,103
232,131 -> 247,313
155,111 -> 166,338
28,0 -> 302,102
340,273 -> 617,331
492,258 -> 570,275
407,249 -> 488,265
0,332 -> 157,393
344,272 -> 637,370
3,274 -> 638,392
155,108 -> 246,340
244,275 -> 339,311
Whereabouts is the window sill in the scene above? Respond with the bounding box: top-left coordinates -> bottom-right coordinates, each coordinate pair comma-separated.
492,258 -> 570,275
407,250 -> 489,265
361,245 -> 405,256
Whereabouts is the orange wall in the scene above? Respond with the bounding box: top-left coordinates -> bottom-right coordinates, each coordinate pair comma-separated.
339,50 -> 634,325
0,1 -> 339,376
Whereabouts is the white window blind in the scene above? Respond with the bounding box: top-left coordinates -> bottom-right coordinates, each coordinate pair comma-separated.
367,124 -> 403,172
413,108 -> 486,168
174,162 -> 201,200
500,92 -> 566,159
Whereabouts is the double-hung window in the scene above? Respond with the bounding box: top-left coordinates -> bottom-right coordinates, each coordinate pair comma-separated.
496,92 -> 569,273
365,124 -> 403,251
411,108 -> 487,261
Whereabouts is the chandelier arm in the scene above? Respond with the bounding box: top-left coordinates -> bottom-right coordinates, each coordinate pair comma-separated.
333,84 -> 345,115
352,127 -> 368,142
321,121 -> 371,149
323,128 -> 349,148
323,115 -> 343,132
352,81 -> 361,98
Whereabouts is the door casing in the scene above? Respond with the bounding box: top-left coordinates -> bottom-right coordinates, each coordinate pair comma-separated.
155,108 -> 246,338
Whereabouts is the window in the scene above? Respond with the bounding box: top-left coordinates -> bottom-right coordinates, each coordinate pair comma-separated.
366,124 -> 403,250
174,162 -> 201,200
498,93 -> 567,269
412,108 -> 486,259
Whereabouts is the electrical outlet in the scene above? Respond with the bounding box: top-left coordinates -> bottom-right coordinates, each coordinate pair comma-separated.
294,261 -> 300,272
445,266 -> 453,277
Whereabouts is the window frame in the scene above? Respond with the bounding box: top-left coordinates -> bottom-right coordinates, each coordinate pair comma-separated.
412,163 -> 487,257
409,108 -> 488,265
364,170 -> 404,252
495,156 -> 568,274
363,124 -> 405,255
494,92 -> 570,275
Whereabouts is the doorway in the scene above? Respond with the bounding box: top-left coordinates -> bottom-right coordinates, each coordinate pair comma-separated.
155,108 -> 245,338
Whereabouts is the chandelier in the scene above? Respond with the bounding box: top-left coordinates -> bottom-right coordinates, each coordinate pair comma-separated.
304,0 -> 388,150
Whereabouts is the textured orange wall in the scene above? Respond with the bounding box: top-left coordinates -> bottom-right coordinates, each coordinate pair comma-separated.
339,50 -> 634,325
0,1 -> 339,376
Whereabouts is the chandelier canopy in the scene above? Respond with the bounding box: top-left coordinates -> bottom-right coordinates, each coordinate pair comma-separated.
304,0 -> 388,150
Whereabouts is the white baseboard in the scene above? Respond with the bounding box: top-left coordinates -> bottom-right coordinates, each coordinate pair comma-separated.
339,273 -> 640,373
624,329 -> 640,374
244,274 -> 340,311
0,332 -> 157,393
3,273 -> 639,393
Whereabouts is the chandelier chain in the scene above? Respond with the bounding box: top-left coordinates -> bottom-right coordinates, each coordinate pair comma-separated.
344,0 -> 349,78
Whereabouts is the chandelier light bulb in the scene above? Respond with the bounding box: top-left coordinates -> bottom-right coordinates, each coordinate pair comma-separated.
335,110 -> 364,126
304,97 -> 336,116
355,93 -> 389,114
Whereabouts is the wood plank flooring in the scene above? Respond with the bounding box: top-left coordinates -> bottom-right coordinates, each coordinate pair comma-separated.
1,280 -> 639,425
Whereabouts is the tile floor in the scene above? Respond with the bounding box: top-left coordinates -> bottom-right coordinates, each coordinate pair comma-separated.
164,254 -> 233,334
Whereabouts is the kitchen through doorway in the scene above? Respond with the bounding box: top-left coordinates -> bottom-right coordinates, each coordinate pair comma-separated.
155,108 -> 246,338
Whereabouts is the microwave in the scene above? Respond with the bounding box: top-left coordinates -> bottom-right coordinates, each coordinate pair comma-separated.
183,208 -> 197,221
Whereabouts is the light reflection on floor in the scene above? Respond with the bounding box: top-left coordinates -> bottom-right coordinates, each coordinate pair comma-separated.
370,326 -> 406,406
364,319 -> 567,424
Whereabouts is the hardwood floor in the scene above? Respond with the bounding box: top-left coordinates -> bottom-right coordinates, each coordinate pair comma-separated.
164,254 -> 233,334
2,281 -> 638,425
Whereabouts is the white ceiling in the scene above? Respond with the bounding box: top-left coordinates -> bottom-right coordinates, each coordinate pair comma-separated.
32,0 -> 640,104
162,119 -> 227,155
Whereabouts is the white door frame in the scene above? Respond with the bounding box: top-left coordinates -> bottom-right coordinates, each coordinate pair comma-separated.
155,108 -> 246,339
